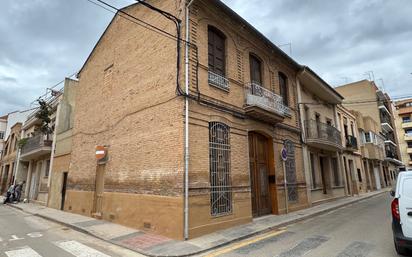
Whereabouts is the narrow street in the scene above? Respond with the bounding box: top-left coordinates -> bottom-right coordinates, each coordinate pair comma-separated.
0,205 -> 143,257
202,193 -> 400,257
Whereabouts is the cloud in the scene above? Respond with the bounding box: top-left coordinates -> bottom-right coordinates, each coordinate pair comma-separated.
0,0 -> 411,116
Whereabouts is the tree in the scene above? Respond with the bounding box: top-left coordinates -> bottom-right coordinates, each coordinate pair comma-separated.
35,99 -> 53,136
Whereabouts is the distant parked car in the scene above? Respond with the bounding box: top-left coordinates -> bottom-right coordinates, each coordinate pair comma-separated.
391,171 -> 412,255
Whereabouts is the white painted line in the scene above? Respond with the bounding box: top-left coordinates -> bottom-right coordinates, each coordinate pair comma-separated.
9,235 -> 24,241
55,240 -> 111,257
27,232 -> 43,238
5,246 -> 42,257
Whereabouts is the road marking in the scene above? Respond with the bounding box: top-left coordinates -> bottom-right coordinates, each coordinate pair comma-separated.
55,240 -> 111,257
203,229 -> 286,257
9,235 -> 24,241
277,235 -> 329,257
27,232 -> 43,238
336,241 -> 374,257
5,246 -> 42,257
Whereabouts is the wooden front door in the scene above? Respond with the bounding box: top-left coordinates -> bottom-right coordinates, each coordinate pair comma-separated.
249,132 -> 271,217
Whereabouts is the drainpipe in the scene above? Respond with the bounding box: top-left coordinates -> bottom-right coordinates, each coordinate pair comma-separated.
184,0 -> 195,241
296,76 -> 312,207
46,95 -> 63,207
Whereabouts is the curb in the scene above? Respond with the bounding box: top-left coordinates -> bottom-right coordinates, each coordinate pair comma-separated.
5,190 -> 388,257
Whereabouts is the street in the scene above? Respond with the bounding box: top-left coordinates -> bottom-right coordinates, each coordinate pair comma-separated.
0,194 -> 403,257
0,205 -> 143,257
202,193 -> 400,257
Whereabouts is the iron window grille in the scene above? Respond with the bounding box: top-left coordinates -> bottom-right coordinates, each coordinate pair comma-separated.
209,122 -> 232,216
284,140 -> 298,202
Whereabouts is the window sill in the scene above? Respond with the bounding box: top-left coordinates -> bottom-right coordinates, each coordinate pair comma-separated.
209,82 -> 230,92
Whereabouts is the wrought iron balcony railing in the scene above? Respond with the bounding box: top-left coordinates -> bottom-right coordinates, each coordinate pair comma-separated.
346,135 -> 358,149
21,133 -> 52,155
305,120 -> 342,146
245,82 -> 291,116
208,71 -> 229,91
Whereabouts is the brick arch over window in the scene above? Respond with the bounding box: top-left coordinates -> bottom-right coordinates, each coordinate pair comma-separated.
208,26 -> 226,76
278,72 -> 289,106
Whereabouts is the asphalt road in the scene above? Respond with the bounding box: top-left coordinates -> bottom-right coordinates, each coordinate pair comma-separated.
202,193 -> 403,257
0,204 -> 144,257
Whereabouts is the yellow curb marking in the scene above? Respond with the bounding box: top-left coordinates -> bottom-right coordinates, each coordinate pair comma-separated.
203,229 -> 286,257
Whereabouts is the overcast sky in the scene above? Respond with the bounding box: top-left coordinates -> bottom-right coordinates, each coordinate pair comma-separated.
1,0 -> 411,114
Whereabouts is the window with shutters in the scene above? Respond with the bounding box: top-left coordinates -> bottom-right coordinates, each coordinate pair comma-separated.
249,54 -> 262,85
208,26 -> 229,90
279,72 -> 289,106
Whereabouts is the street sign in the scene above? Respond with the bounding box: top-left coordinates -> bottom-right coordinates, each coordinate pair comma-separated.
281,147 -> 288,161
95,146 -> 107,161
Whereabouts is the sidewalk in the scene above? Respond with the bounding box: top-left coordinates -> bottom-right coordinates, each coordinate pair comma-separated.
3,189 -> 388,257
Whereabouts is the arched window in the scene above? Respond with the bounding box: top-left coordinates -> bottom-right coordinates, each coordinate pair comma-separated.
209,122 -> 232,216
279,72 -> 289,106
249,54 -> 262,85
208,26 -> 226,76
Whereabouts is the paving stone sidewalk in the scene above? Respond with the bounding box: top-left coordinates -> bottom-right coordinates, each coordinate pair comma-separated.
2,189 -> 388,257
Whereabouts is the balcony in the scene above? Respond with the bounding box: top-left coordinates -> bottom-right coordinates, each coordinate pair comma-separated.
244,83 -> 291,123
345,135 -> 358,150
407,148 -> 412,154
380,113 -> 394,132
304,120 -> 342,151
365,144 -> 384,160
405,134 -> 412,141
402,121 -> 412,129
379,104 -> 391,116
20,133 -> 52,160
208,71 -> 229,91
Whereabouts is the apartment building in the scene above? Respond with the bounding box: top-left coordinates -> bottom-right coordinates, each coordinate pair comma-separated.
296,68 -> 346,204
19,94 -> 61,204
0,110 -> 31,193
335,80 -> 402,187
61,0 -> 318,240
395,98 -> 412,170
48,78 -> 78,210
0,123 -> 22,194
336,105 -> 365,195
0,115 -> 7,159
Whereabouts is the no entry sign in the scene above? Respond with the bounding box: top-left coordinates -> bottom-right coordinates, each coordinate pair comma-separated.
95,146 -> 107,161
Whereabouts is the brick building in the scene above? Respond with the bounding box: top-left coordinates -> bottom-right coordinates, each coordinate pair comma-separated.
336,80 -> 402,187
58,0 -> 322,240
0,123 -> 22,193
394,98 -> 412,171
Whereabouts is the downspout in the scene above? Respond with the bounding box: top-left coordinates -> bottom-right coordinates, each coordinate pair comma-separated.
184,0 -> 195,241
46,95 -> 63,206
296,74 -> 312,207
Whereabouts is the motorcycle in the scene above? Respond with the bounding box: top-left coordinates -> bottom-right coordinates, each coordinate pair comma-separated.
3,185 -> 16,204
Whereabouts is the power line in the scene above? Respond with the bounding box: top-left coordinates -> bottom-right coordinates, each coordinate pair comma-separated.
84,0 -> 191,45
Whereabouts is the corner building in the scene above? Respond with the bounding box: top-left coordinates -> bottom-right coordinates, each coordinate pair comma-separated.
66,0 -> 313,240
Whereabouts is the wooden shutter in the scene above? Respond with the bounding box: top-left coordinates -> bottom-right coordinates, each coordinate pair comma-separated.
208,28 -> 225,76
249,54 -> 262,85
279,73 -> 289,106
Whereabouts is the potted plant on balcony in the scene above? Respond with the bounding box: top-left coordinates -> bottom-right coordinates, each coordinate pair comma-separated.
35,98 -> 54,138
17,138 -> 28,149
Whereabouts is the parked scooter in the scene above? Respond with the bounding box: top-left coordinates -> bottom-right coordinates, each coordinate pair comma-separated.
3,185 -> 16,204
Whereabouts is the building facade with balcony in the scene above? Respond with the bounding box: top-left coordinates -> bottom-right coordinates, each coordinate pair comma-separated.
395,98 -> 412,170
336,105 -> 366,195
336,80 -> 401,188
64,0 -> 316,240
352,111 -> 386,190
0,123 -> 22,194
0,115 -> 7,160
19,95 -> 61,204
297,67 -> 346,205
